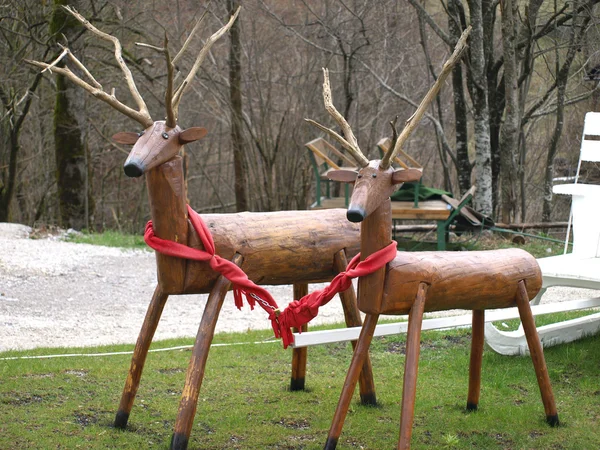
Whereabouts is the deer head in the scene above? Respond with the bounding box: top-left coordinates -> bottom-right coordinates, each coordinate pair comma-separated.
306,28 -> 470,223
305,68 -> 423,223
27,6 -> 240,178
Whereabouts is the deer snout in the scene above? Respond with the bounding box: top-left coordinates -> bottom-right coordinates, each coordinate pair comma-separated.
347,205 -> 366,223
124,159 -> 144,178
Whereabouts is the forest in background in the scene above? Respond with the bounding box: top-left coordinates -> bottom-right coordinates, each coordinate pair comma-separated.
1,0 -> 599,232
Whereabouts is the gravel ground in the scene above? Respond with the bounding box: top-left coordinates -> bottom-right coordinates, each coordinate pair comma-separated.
0,222 -> 595,352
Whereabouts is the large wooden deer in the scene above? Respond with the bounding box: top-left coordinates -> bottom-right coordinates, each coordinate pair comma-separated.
307,31 -> 559,450
28,7 -> 379,450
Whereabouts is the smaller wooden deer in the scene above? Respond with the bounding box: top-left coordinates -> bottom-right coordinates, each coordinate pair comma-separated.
307,30 -> 558,450
28,7 -> 379,450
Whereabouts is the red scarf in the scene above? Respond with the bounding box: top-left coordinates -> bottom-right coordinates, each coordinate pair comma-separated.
144,205 -> 396,348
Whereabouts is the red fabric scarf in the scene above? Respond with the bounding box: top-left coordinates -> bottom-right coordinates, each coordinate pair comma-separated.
144,205 -> 396,348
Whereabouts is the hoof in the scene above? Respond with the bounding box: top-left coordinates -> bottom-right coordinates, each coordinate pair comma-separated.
114,410 -> 129,429
360,392 -> 377,406
170,432 -> 189,450
466,402 -> 478,412
324,436 -> 338,450
546,414 -> 560,427
290,377 -> 305,391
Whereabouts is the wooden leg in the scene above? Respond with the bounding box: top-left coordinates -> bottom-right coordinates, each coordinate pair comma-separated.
170,254 -> 243,450
334,250 -> 377,405
398,282 -> 428,450
467,309 -> 485,411
114,286 -> 168,429
324,313 -> 380,450
515,280 -> 559,427
290,283 -> 309,391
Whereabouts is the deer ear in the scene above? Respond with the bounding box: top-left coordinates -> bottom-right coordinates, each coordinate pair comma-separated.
392,168 -> 423,185
327,169 -> 358,183
112,132 -> 140,145
179,127 -> 208,144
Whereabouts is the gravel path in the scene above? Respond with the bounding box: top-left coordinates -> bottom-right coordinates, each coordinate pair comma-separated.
0,223 -> 595,352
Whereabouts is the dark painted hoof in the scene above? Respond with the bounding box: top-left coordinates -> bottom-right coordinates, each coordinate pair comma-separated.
324,436 -> 338,450
466,402 -> 478,412
290,377 -> 305,391
360,392 -> 377,406
171,432 -> 189,450
114,410 -> 129,429
546,414 -> 559,427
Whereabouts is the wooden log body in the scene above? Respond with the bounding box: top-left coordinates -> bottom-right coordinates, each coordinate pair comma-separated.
145,157 -> 360,295
363,249 -> 542,315
180,209 -> 361,294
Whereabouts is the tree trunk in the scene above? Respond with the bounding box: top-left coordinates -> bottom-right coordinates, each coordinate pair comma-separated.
499,0 -> 520,223
542,1 -> 591,222
0,73 -> 43,223
467,0 -> 493,216
228,0 -> 248,212
0,131 -> 19,223
51,0 -> 88,230
448,0 -> 471,195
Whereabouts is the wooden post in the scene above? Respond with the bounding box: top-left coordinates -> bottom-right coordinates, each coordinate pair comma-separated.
357,199 -> 392,314
146,157 -> 188,295
334,250 -> 377,405
515,280 -> 559,426
398,282 -> 428,450
290,283 -> 309,391
467,309 -> 485,411
170,253 -> 243,450
115,286 -> 168,429
324,313 -> 380,450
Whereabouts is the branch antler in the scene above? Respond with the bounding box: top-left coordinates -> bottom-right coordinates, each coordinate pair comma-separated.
170,6 -> 241,123
26,6 -> 153,128
305,68 -> 370,168
380,26 -> 471,169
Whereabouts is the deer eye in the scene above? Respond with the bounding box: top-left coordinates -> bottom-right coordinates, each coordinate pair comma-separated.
138,131 -> 145,136
162,132 -> 169,139
371,173 -> 377,178
357,174 -> 363,179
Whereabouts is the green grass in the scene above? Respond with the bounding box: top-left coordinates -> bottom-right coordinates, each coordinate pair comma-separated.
65,230 -> 148,250
1,324 -> 598,449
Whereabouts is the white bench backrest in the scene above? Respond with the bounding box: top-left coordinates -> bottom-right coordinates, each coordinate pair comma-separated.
581,112 -> 600,162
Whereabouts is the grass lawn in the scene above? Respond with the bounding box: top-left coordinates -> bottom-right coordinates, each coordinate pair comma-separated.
1,324 -> 598,449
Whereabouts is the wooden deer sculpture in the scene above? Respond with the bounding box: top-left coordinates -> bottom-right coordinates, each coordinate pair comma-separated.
28,7 -> 378,450
307,31 -> 559,450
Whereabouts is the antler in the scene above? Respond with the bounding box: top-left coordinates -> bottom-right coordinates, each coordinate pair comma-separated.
380,26 -> 471,169
305,68 -> 369,168
26,6 -> 153,128
136,8 -> 240,127
169,6 -> 241,123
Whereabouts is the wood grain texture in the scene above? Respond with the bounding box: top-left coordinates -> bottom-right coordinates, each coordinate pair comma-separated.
380,249 -> 542,315
467,310 -> 485,411
146,156 -> 188,294
348,161 -> 399,219
334,250 -> 377,405
181,209 -> 360,293
325,313 -> 380,449
172,253 -> 243,448
398,283 -> 428,450
515,280 -> 559,425
115,286 -> 168,429
290,283 -> 309,391
356,199 -> 392,314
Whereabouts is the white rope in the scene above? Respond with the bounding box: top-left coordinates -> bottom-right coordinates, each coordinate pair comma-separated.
0,339 -> 280,361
